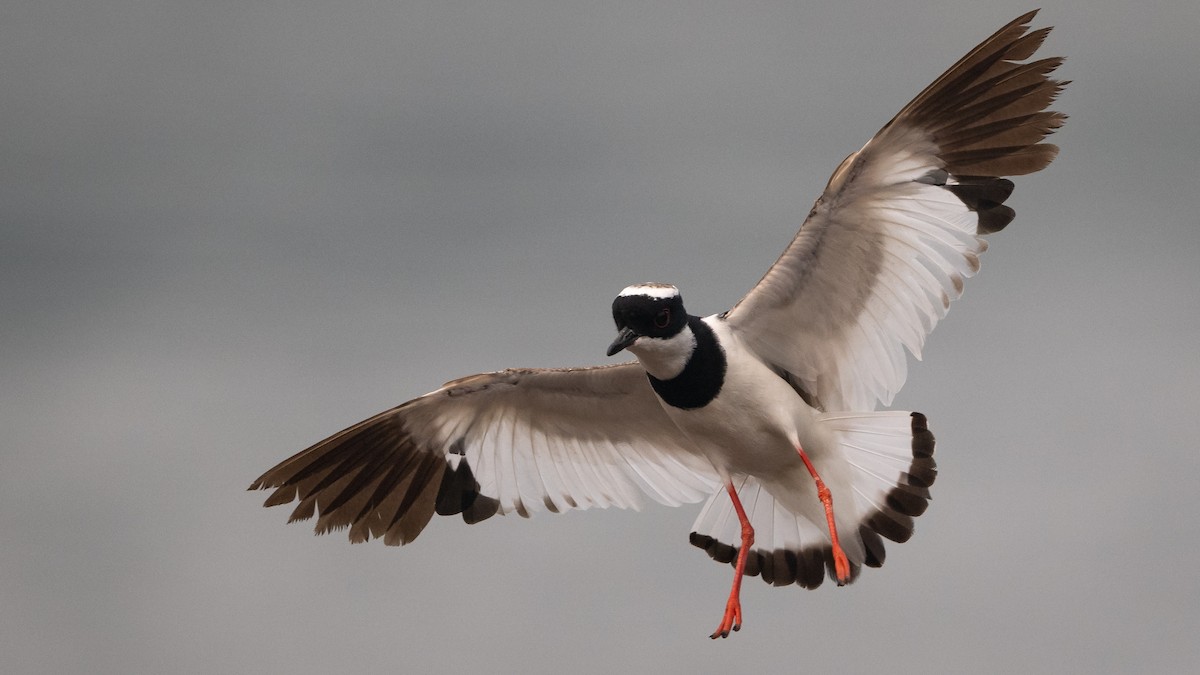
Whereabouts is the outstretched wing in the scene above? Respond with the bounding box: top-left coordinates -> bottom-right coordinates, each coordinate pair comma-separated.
725,10 -> 1066,411
249,363 -> 721,545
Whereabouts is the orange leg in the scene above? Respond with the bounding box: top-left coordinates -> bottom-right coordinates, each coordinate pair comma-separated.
710,481 -> 754,639
796,446 -> 851,584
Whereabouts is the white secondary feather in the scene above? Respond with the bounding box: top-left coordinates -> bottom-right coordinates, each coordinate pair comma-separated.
727,130 -> 988,412
376,364 -> 719,515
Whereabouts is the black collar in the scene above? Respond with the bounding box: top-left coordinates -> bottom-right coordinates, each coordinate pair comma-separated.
647,316 -> 726,410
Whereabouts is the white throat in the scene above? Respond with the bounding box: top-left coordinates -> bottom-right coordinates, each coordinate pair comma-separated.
627,324 -> 696,380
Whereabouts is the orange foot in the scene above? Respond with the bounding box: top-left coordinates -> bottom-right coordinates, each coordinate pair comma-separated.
710,593 -> 743,639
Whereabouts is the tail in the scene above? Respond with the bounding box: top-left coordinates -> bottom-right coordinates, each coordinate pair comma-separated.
689,411 -> 936,588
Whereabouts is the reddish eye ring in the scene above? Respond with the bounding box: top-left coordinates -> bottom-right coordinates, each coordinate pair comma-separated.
654,308 -> 671,329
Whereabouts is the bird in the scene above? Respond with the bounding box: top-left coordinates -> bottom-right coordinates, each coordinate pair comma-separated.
250,10 -> 1066,639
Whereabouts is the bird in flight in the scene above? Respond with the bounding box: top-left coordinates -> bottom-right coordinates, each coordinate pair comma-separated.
250,10 -> 1065,638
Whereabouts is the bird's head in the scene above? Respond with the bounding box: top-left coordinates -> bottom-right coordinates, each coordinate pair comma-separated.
606,283 -> 691,364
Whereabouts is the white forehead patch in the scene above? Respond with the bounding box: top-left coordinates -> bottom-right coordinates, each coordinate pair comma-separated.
619,283 -> 679,299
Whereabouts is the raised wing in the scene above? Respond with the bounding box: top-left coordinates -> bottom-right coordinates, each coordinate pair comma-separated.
725,10 -> 1066,412
249,363 -> 721,545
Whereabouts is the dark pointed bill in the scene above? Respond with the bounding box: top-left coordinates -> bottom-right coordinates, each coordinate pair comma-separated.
606,327 -> 638,356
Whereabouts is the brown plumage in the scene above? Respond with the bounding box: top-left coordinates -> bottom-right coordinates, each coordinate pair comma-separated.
890,10 -> 1067,177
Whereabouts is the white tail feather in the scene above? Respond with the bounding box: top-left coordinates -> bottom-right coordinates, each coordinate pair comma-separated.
690,411 -> 934,587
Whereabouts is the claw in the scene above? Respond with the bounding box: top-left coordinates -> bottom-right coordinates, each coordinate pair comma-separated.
832,544 -> 851,585
710,596 -> 742,639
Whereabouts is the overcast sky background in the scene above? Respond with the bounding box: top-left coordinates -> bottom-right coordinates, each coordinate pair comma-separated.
3,2 -> 1198,673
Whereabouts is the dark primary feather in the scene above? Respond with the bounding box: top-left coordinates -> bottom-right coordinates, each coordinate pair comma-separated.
252,403 -> 457,545
884,9 -> 1067,177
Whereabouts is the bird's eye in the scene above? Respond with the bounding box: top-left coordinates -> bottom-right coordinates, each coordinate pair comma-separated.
654,308 -> 671,329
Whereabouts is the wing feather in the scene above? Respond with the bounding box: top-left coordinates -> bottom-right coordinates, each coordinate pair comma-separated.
726,10 -> 1065,410
250,363 -> 721,544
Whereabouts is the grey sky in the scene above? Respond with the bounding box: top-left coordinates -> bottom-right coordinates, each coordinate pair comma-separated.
3,1 -> 1198,673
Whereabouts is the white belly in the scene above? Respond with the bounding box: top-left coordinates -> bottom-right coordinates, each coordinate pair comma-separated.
639,316 -> 871,550
657,318 -> 834,480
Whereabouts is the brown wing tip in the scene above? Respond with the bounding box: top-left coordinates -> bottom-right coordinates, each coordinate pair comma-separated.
252,411 -> 505,547
885,11 -> 1067,179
